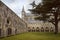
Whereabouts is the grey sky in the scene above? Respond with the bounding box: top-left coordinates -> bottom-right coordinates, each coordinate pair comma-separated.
1,0 -> 41,17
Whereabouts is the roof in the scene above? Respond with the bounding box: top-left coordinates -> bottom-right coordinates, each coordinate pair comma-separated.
0,0 -> 27,25
0,0 -> 20,17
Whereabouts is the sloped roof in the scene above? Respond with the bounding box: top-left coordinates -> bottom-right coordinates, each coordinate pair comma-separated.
0,0 -> 27,24
0,0 -> 19,17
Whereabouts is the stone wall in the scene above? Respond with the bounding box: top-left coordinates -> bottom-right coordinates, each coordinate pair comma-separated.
0,1 -> 27,37
27,22 -> 55,32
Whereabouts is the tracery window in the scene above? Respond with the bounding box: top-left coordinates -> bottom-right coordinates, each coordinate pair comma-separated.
50,27 -> 53,32
7,19 -> 9,24
28,27 -> 31,32
41,27 -> 44,32
45,27 -> 49,32
7,18 -> 11,25
7,28 -> 12,35
36,27 -> 39,32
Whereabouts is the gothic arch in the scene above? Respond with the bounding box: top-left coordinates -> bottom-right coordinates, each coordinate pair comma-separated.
32,27 -> 35,32
50,27 -> 53,32
45,27 -> 49,32
28,27 -> 31,32
0,29 -> 2,36
7,17 -> 11,25
7,19 -> 10,24
36,27 -> 40,32
7,28 -> 12,35
41,27 -> 44,32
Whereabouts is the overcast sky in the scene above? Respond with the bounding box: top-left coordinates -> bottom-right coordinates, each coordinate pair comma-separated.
1,0 -> 41,18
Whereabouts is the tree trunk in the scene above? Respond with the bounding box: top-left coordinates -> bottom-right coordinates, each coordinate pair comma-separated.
54,12 -> 58,34
54,22 -> 58,34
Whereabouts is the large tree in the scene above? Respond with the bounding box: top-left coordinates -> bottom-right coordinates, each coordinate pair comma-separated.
29,0 -> 60,34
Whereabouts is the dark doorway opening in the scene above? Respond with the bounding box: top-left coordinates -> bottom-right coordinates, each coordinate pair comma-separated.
36,27 -> 40,32
0,29 -> 1,36
41,27 -> 44,32
50,27 -> 53,32
28,27 -> 31,32
7,28 -> 12,35
32,27 -> 35,32
45,27 -> 49,32
15,29 -> 17,34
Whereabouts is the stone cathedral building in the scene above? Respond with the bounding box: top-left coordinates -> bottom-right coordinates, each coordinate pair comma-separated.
21,6 -> 60,32
0,1 -> 27,37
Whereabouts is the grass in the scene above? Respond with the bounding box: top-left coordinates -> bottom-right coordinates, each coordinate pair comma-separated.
0,32 -> 60,40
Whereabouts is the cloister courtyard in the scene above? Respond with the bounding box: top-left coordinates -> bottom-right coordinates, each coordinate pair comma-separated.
0,32 -> 60,40
0,0 -> 60,40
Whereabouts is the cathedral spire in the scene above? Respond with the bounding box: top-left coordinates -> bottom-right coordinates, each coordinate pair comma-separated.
22,6 -> 26,19
22,6 -> 25,12
22,6 -> 26,15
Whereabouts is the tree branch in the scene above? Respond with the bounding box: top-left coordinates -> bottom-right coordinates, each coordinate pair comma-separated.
48,20 -> 55,25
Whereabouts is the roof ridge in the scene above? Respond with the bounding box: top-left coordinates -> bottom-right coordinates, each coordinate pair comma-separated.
0,0 -> 21,18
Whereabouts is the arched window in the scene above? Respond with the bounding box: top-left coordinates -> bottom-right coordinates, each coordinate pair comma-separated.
50,27 -> 53,32
37,27 -> 39,29
41,27 -> 44,32
7,19 -> 9,24
0,29 -> 2,36
7,18 -> 11,25
32,27 -> 35,32
45,27 -> 49,32
32,27 -> 34,29
28,27 -> 31,32
28,27 -> 30,29
36,27 -> 40,32
7,28 -> 12,35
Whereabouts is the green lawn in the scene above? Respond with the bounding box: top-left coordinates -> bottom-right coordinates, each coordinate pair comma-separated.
0,32 -> 60,40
